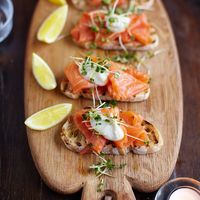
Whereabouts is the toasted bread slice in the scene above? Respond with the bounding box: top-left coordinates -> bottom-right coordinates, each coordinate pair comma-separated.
71,0 -> 155,11
60,119 -> 163,155
61,120 -> 87,152
72,30 -> 159,51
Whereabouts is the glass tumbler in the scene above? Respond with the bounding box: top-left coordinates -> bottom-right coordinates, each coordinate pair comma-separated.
0,0 -> 13,43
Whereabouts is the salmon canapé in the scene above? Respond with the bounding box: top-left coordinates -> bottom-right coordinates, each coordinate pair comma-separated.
61,104 -> 163,155
71,3 -> 158,51
61,56 -> 150,102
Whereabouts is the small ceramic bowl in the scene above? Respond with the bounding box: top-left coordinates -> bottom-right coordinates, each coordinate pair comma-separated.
155,177 -> 200,200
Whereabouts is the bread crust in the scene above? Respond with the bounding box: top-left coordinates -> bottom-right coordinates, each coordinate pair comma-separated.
100,34 -> 159,51
60,119 -> 163,155
72,31 -> 159,51
61,79 -> 150,102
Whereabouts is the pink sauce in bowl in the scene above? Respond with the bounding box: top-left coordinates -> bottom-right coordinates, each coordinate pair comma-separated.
169,188 -> 200,200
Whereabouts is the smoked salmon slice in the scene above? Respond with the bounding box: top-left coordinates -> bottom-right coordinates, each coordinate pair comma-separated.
73,110 -> 107,153
107,66 -> 149,101
125,68 -> 150,83
120,111 -> 149,147
64,63 -> 94,93
71,13 -> 95,46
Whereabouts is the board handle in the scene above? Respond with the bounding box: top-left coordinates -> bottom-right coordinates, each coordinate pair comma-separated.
81,177 -> 136,200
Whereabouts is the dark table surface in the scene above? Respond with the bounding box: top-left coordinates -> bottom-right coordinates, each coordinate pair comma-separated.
0,0 -> 200,199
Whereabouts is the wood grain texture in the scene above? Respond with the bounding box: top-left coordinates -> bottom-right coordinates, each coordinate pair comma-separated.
23,0 -> 182,199
1,0 -> 200,200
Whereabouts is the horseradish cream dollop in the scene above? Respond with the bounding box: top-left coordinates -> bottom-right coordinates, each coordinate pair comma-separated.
105,14 -> 131,33
79,58 -> 109,86
90,111 -> 124,141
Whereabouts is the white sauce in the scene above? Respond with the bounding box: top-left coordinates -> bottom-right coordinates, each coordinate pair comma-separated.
90,112 -> 124,141
105,14 -> 131,33
169,188 -> 200,200
79,63 -> 109,86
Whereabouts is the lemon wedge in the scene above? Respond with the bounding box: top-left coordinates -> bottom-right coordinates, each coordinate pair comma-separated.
32,53 -> 57,90
48,0 -> 66,5
25,103 -> 72,130
37,5 -> 68,43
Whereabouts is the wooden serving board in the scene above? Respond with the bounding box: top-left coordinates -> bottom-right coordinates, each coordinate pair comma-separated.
24,0 -> 183,199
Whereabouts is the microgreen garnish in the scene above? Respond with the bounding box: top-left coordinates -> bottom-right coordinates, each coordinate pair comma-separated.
89,43 -> 97,49
100,100 -> 117,108
130,35 -> 135,41
102,38 -> 110,42
111,49 -> 165,67
127,0 -> 144,14
114,71 -> 120,78
85,51 -> 93,56
109,100 -> 117,107
115,7 -> 123,15
90,77 -> 95,83
147,51 -> 155,58
97,178 -> 104,192
90,152 -> 126,178
91,25 -> 99,32
144,140 -> 150,146
102,0 -> 111,5
82,113 -> 88,121
112,52 -> 139,64
90,152 -> 126,192
109,17 -> 118,23
82,110 -> 102,122
136,8 -> 143,14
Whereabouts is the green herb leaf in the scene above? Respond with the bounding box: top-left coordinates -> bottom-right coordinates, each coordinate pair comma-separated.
109,17 -> 118,23
90,77 -> 94,83
89,43 -> 97,49
112,52 -> 139,64
91,25 -> 99,32
100,100 -> 117,108
116,7 -> 124,15
114,71 -> 120,78
147,51 -> 155,58
97,178 -> 104,192
144,140 -> 150,146
130,35 -> 135,41
85,51 -> 93,56
102,0 -> 111,5
109,100 -> 117,107
105,119 -> 111,123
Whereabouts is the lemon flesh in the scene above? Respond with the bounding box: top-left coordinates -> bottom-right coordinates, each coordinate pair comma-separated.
25,103 -> 72,130
37,5 -> 68,43
32,53 -> 57,90
48,0 -> 66,5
